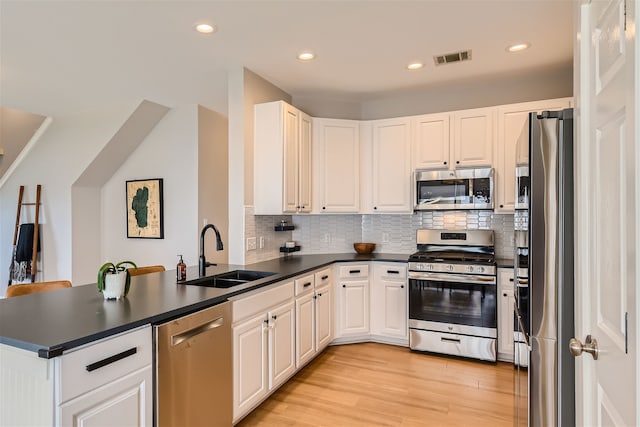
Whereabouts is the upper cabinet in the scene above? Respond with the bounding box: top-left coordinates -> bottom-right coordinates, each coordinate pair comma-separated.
495,98 -> 572,212
312,118 -> 360,213
451,107 -> 495,168
413,113 -> 450,170
255,101 -> 312,215
369,118 -> 412,213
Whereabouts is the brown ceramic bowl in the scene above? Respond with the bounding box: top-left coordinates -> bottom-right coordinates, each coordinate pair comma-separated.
353,243 -> 376,254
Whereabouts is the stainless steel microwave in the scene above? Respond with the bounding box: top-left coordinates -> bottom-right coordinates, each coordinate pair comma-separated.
414,168 -> 494,211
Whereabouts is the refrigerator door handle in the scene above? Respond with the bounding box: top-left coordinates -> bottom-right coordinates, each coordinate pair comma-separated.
514,301 -> 531,349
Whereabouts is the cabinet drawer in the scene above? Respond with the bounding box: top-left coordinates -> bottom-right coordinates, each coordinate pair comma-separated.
314,268 -> 332,288
379,265 -> 406,279
338,264 -> 369,278
231,280 -> 294,323
294,274 -> 315,296
58,325 -> 152,403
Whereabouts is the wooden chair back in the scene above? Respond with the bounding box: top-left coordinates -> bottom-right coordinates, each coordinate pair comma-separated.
128,265 -> 166,277
6,280 -> 72,298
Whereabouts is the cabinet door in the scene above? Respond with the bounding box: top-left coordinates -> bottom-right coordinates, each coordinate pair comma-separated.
338,280 -> 370,336
59,366 -> 152,427
497,268 -> 515,361
380,280 -> 408,339
452,107 -> 495,168
496,98 -> 573,212
268,301 -> 296,390
233,314 -> 268,420
298,112 -> 313,212
413,113 -> 450,169
295,292 -> 315,368
371,118 -> 412,212
313,118 -> 360,213
283,103 -> 300,213
315,285 -> 332,351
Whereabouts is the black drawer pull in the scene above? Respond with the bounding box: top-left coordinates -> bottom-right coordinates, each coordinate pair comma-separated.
441,337 -> 461,344
503,293 -> 508,297
272,315 -> 277,320
349,269 -> 361,274
86,347 -> 137,372
509,278 -> 514,282
317,293 -> 322,297
401,285 -> 404,289
303,282 -> 312,287
321,275 -> 329,280
387,270 -> 400,274
342,284 -> 346,288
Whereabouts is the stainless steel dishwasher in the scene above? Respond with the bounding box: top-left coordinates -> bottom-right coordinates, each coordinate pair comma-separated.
154,301 -> 232,426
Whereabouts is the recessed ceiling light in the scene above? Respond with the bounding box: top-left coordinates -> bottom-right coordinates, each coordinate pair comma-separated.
407,62 -> 424,70
507,42 -> 531,53
195,23 -> 216,34
297,52 -> 315,61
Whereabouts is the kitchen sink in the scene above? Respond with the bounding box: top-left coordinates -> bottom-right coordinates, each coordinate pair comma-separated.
184,270 -> 277,288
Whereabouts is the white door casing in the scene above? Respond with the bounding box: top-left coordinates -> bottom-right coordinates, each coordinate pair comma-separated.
575,0 -> 637,425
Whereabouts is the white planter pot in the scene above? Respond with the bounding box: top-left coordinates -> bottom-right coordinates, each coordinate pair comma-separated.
103,272 -> 127,300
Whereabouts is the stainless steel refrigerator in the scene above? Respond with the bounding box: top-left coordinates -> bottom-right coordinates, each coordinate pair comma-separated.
515,108 -> 575,427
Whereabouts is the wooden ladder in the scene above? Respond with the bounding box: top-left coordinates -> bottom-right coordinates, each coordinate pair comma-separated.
9,185 -> 42,284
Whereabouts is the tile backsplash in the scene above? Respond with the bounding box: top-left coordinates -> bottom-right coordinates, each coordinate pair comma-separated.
245,207 -> 515,263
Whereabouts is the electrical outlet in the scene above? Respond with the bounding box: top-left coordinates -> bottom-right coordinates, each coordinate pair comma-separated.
259,236 -> 265,249
323,233 -> 331,243
246,237 -> 257,251
382,232 -> 390,243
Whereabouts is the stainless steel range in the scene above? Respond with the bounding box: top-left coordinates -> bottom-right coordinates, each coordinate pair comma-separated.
408,229 -> 498,362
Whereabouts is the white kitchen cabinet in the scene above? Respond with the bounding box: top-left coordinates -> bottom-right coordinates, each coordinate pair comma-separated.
315,284 -> 332,351
268,300 -> 296,389
231,280 -> 294,422
254,100 -> 312,214
295,290 -> 315,368
334,264 -> 370,338
312,118 -> 360,213
370,263 -> 408,343
370,118 -> 412,213
495,97 -> 573,212
497,268 -> 515,362
452,107 -> 495,168
413,113 -> 451,170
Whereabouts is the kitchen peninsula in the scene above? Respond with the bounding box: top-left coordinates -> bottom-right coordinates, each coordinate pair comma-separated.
0,253 -> 408,426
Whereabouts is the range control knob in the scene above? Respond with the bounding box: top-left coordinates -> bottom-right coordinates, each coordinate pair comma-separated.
466,265 -> 474,273
445,265 -> 454,272
426,264 -> 434,271
477,266 -> 485,273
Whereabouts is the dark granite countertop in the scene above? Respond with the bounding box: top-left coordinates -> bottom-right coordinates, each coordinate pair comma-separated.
0,253 -> 408,358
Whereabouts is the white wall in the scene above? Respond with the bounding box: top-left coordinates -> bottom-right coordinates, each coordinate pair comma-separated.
0,108 -> 47,178
101,105 -> 199,276
0,101 -> 143,293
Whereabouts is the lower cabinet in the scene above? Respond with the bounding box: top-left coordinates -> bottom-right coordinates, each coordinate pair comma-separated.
231,281 -> 295,422
371,263 -> 408,343
315,283 -> 332,351
497,267 -> 515,362
335,264 -> 369,338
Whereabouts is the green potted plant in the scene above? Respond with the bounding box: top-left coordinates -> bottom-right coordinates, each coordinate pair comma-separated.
98,261 -> 137,300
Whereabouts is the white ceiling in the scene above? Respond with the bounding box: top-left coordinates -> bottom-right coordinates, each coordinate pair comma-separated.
0,0 -> 574,117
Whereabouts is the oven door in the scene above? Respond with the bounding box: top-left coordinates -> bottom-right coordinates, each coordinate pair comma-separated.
408,272 -> 497,336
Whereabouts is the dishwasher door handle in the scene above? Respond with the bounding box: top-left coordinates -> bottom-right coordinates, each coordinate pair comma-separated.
171,316 -> 224,347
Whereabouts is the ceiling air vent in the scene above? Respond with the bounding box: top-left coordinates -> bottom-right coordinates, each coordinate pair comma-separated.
433,50 -> 472,66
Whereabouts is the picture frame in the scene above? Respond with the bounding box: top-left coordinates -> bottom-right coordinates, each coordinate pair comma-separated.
126,178 -> 164,239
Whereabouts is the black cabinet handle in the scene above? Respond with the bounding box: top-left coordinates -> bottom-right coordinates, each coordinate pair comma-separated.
509,278 -> 514,282
321,275 -> 329,280
456,160 -> 460,164
503,293 -> 508,297
373,206 -> 378,210
349,269 -> 361,274
317,293 -> 322,297
322,206 -> 326,210
342,284 -> 346,288
303,282 -> 312,288
313,295 -> 317,299
401,285 -> 404,289
500,204 -> 504,208
387,270 -> 400,275
444,161 -> 447,165
86,347 -> 137,372
272,315 -> 277,320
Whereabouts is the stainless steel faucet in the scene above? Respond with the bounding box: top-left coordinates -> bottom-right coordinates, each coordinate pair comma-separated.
199,224 -> 224,276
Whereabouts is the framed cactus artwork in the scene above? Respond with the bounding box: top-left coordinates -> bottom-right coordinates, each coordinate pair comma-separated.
126,178 -> 164,239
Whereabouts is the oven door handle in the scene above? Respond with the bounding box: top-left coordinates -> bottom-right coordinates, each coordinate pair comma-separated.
408,272 -> 496,285
514,301 -> 531,348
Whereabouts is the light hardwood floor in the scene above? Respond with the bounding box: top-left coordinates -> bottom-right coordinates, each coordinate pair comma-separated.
237,343 -> 517,426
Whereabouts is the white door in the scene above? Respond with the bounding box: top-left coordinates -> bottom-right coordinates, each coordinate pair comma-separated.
575,0 -> 637,425
339,280 -> 370,335
295,291 -> 315,368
